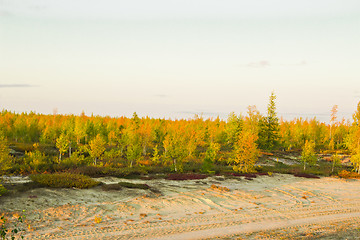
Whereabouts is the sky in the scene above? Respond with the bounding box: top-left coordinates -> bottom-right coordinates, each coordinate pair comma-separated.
1,0 -> 360,122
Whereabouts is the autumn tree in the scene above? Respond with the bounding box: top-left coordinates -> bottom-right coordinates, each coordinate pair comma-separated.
88,134 -> 106,165
0,135 -> 11,174
225,112 -> 243,149
151,145 -> 161,165
202,142 -> 220,173
56,133 -> 69,162
230,131 -> 259,173
163,127 -> 187,172
301,140 -> 317,171
346,101 -> 360,173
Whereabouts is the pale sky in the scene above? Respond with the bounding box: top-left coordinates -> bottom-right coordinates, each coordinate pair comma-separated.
1,0 -> 360,122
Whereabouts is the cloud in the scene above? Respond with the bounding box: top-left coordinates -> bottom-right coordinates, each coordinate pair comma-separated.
279,60 -> 307,67
177,111 -> 223,116
239,60 -> 307,68
0,84 -> 37,88
247,60 -> 270,68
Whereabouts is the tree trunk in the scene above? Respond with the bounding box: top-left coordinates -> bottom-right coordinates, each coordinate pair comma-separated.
142,144 -> 147,156
69,143 -> 72,158
173,158 -> 177,172
59,152 -> 62,162
303,162 -> 306,171
94,157 -> 97,165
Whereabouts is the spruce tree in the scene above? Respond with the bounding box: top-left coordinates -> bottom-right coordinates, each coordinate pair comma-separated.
258,91 -> 280,150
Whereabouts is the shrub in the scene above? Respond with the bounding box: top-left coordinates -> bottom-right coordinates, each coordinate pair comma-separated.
30,173 -> 100,189
338,170 -> 360,179
0,184 -> 7,196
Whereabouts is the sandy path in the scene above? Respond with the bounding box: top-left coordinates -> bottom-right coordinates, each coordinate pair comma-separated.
1,175 -> 360,239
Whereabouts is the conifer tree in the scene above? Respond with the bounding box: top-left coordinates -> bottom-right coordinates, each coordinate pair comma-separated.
258,91 -> 280,150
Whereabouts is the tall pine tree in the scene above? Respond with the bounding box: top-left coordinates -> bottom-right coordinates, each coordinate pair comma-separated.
258,91 -> 280,150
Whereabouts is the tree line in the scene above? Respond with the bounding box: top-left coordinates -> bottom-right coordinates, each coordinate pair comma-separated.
0,92 -> 360,174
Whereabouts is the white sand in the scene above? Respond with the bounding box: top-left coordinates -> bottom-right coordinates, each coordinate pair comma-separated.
1,174 -> 360,239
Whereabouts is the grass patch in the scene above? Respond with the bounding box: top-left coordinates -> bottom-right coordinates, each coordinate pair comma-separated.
117,181 -> 150,189
101,183 -> 123,191
30,173 -> 100,189
70,166 -> 148,178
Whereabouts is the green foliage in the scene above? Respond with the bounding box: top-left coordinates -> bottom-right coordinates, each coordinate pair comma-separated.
225,112 -> 243,148
202,142 -> 220,173
301,140 -> 317,171
0,184 -> 7,196
151,145 -> 161,165
23,145 -> 49,172
163,130 -> 187,172
55,133 -> 69,161
88,134 -> 106,165
330,153 -> 341,173
30,173 -> 100,189
0,136 -> 11,174
258,92 -> 280,150
126,143 -> 142,168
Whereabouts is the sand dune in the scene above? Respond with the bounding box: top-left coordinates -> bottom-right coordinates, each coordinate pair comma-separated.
1,174 -> 360,239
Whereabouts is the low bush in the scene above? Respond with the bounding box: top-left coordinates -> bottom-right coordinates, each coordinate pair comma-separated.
0,184 -> 7,196
30,173 -> 100,189
71,166 -> 148,178
338,170 -> 360,179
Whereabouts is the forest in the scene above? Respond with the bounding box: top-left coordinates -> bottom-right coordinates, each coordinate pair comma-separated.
1,92 -> 360,189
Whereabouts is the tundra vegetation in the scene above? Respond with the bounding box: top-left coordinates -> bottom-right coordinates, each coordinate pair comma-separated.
0,93 -> 360,191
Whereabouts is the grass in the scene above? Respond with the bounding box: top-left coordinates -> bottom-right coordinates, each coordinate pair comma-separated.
117,181 -> 150,189
101,183 -> 123,191
30,173 -> 100,189
102,182 -> 150,191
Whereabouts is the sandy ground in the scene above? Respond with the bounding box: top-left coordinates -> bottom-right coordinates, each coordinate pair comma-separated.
1,174 -> 360,239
